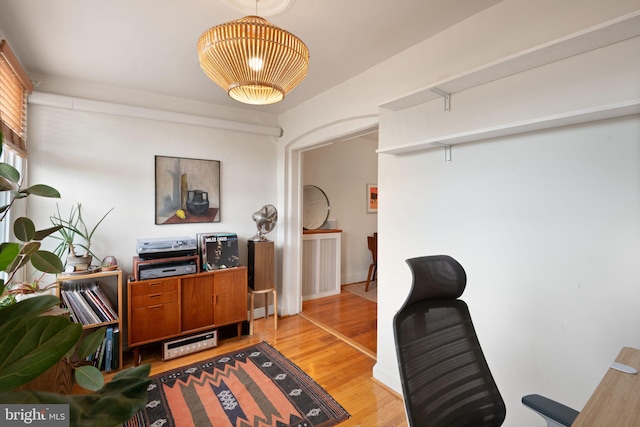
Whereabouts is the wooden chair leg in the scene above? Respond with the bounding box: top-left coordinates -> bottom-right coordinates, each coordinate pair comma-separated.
250,289 -> 278,334
365,263 -> 375,291
272,289 -> 278,331
249,291 -> 255,335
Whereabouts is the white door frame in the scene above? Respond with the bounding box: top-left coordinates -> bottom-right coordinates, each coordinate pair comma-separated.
278,115 -> 379,315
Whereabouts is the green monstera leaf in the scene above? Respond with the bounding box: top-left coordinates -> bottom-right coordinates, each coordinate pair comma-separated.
29,250 -> 64,274
73,327 -> 107,391
0,242 -> 20,272
0,364 -> 151,427
0,295 -> 82,392
22,184 -> 61,198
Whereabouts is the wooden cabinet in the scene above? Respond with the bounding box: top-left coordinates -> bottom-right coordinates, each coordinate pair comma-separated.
129,278 -> 180,344
212,268 -> 247,325
57,269 -> 124,371
127,267 -> 247,349
181,275 -> 215,331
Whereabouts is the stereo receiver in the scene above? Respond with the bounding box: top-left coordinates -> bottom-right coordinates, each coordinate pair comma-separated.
138,259 -> 197,280
163,330 -> 217,360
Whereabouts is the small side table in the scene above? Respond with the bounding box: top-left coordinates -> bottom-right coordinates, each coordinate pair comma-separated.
249,288 -> 278,335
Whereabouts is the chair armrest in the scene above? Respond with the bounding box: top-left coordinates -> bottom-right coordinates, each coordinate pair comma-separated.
522,394 -> 579,426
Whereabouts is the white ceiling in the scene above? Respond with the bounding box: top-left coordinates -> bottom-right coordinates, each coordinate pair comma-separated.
0,0 -> 502,115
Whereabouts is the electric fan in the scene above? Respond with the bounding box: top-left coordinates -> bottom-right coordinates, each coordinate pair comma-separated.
251,204 -> 278,241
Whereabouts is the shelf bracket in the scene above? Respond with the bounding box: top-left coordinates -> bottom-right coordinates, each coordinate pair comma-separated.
432,143 -> 452,163
430,87 -> 451,112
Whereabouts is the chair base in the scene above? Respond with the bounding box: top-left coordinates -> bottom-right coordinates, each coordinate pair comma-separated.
249,288 -> 278,335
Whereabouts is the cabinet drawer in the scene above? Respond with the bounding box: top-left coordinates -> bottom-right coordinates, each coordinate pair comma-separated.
130,279 -> 178,296
131,290 -> 178,309
130,302 -> 180,344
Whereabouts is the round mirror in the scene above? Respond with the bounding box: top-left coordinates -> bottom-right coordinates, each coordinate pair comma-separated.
303,185 -> 330,229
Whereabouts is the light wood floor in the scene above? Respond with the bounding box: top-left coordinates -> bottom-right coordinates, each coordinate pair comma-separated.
301,289 -> 377,359
113,290 -> 407,426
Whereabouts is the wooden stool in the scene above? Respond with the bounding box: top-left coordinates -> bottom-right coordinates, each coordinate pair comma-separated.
249,288 -> 278,335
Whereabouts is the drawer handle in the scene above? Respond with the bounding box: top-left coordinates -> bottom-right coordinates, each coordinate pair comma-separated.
149,305 -> 162,310
149,293 -> 162,298
149,282 -> 162,287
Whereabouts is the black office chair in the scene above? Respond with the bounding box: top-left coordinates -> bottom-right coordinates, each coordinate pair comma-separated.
393,255 -> 506,426
393,255 -> 579,427
521,394 -> 579,427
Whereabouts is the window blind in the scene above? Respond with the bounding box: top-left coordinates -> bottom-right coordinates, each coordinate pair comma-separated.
0,40 -> 33,158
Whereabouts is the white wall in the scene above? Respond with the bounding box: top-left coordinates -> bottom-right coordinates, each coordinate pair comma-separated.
276,1 -> 640,426
376,41 -> 640,425
26,104 -> 278,278
303,137 -> 378,283
380,115 -> 640,424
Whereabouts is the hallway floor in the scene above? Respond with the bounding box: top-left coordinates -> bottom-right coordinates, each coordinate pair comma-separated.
301,287 -> 377,359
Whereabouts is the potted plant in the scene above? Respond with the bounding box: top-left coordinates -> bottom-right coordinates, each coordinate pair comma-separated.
50,203 -> 114,272
0,131 -> 150,426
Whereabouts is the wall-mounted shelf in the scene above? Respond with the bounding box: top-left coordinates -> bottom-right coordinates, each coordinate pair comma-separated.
377,11 -> 640,156
378,99 -> 640,155
380,11 -> 640,113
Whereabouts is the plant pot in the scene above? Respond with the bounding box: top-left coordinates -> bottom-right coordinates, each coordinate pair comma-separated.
67,255 -> 93,271
15,360 -> 73,394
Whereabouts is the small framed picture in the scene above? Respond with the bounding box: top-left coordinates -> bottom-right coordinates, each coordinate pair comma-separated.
367,183 -> 378,213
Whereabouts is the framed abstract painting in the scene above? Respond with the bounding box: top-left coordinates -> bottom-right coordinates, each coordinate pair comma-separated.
367,183 -> 378,213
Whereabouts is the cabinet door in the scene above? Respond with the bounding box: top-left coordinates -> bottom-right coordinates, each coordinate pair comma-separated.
181,275 -> 215,331
130,302 -> 180,345
214,269 -> 247,326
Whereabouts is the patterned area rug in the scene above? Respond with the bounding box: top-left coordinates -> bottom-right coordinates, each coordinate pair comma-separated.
123,341 -> 349,427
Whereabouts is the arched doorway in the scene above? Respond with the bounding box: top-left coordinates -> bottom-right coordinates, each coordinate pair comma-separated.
278,115 -> 379,316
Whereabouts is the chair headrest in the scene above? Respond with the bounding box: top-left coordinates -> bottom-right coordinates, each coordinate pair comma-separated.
401,255 -> 466,308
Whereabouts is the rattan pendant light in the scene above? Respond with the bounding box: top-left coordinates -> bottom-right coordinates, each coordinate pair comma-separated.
198,4 -> 309,105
